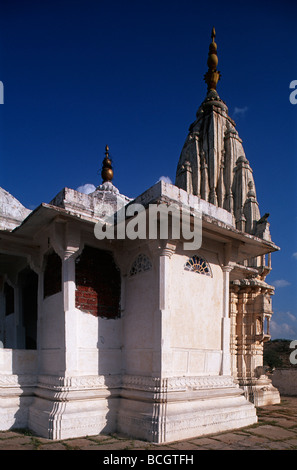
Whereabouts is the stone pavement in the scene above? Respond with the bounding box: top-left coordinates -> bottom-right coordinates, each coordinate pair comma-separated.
0,397 -> 297,451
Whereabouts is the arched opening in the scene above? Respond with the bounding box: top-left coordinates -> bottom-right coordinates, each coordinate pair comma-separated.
75,245 -> 121,319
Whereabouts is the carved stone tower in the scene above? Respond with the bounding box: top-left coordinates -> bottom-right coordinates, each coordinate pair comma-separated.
175,28 -> 280,406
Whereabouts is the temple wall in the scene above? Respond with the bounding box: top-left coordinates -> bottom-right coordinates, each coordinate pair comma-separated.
0,349 -> 37,431
164,251 -> 223,376
122,264 -> 158,376
39,292 -> 64,375
77,311 -> 122,375
0,348 -> 37,375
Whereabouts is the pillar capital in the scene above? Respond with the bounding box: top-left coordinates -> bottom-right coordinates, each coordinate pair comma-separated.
221,264 -> 233,273
151,240 -> 177,258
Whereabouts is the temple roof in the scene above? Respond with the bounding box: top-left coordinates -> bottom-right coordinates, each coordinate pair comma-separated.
0,187 -> 31,231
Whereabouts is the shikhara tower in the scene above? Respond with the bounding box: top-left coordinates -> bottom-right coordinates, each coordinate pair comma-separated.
0,28 -> 279,443
176,28 -> 280,405
176,27 -> 262,232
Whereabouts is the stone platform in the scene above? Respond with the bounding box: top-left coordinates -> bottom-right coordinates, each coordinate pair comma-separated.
0,396 -> 296,450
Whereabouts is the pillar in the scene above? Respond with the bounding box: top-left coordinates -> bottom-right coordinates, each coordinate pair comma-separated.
158,242 -> 176,378
230,284 -> 239,379
221,265 -> 232,375
63,250 -> 78,376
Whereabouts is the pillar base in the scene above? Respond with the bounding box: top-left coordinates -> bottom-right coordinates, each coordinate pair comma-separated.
28,374 -> 121,440
0,374 -> 36,431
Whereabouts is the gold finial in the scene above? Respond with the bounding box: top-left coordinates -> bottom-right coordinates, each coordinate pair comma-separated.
101,144 -> 114,183
204,27 -> 221,91
211,26 -> 216,41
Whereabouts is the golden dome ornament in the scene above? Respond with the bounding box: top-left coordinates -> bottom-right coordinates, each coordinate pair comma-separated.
204,27 -> 221,91
101,145 -> 114,183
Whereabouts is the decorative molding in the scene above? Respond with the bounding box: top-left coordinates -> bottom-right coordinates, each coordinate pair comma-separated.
0,372 -> 235,394
122,375 -> 235,392
0,374 -> 37,387
37,374 -> 122,391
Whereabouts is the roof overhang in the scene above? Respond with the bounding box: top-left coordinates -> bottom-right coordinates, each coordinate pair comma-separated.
0,182 -> 280,265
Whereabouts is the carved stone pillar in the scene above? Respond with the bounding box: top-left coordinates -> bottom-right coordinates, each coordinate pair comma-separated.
155,241 -> 176,377
233,281 -> 280,405
236,286 -> 250,385
223,128 -> 237,213
200,150 -> 209,200
221,265 -> 233,376
229,284 -> 239,379
63,249 -> 79,376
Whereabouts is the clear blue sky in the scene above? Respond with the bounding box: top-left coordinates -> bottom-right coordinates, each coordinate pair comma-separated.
0,0 -> 296,339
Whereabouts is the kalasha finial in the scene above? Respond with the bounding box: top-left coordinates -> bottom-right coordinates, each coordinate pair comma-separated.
211,26 -> 216,41
204,27 -> 221,91
101,145 -> 114,183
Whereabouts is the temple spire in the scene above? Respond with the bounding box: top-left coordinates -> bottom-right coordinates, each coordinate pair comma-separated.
101,145 -> 114,183
204,27 -> 221,91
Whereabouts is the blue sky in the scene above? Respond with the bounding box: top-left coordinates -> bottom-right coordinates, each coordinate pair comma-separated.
0,0 -> 296,339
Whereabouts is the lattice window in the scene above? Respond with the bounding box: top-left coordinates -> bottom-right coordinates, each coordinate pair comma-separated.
129,254 -> 152,277
184,255 -> 212,276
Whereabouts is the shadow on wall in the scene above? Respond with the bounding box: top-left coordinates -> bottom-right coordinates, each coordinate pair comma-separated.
0,264 -> 39,431
0,348 -> 37,430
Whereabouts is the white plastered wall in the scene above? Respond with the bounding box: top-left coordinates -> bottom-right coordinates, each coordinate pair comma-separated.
76,311 -> 122,376
122,257 -> 158,376
163,249 -> 223,377
39,292 -> 64,375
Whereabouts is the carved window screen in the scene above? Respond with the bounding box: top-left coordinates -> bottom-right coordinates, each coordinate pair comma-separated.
129,254 -> 152,277
184,255 -> 212,277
